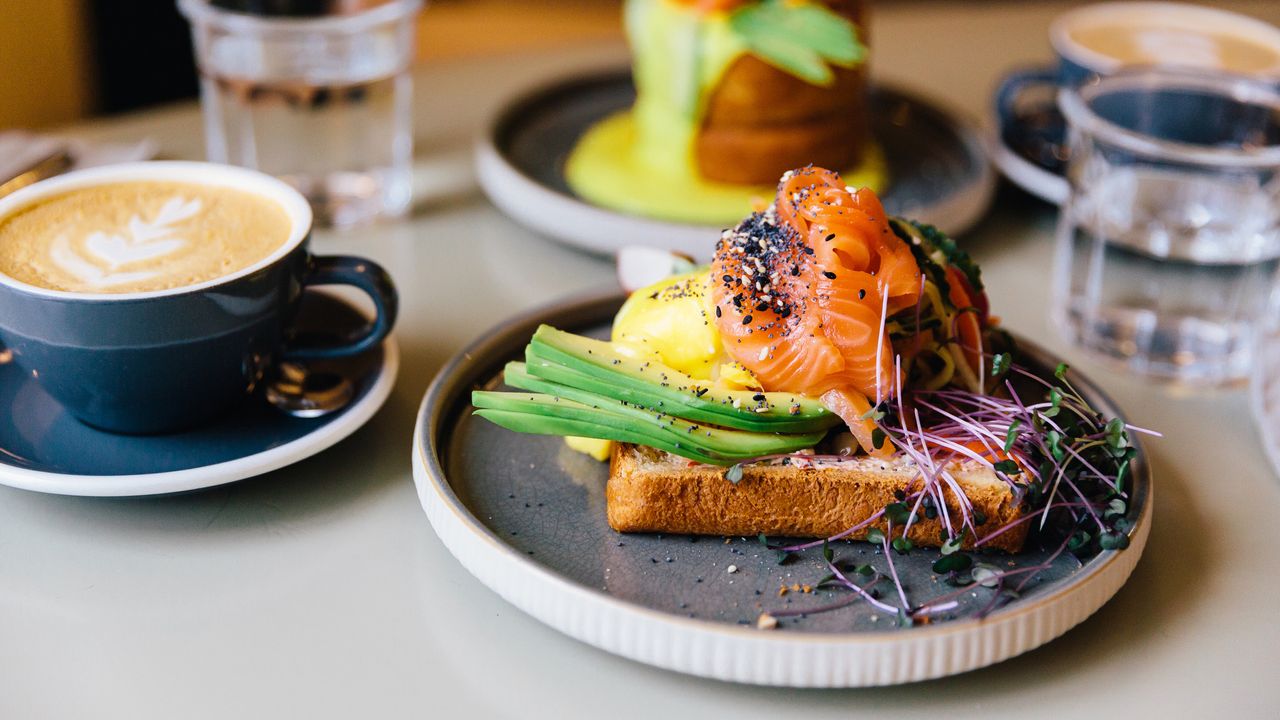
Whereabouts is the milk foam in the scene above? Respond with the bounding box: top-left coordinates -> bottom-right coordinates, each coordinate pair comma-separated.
1060,5 -> 1280,76
51,197 -> 202,288
0,180 -> 292,294
1133,29 -> 1224,69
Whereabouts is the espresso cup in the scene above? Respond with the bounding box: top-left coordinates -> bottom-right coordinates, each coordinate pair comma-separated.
997,2 -> 1280,129
0,161 -> 398,434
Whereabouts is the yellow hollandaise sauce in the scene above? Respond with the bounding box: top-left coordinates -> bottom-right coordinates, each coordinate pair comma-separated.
566,113 -> 886,226
564,0 -> 885,226
612,269 -> 723,378
564,268 -> 768,458
611,269 -> 765,387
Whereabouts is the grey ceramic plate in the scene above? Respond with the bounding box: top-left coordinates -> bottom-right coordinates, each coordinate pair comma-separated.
476,71 -> 997,259
412,292 -> 1151,683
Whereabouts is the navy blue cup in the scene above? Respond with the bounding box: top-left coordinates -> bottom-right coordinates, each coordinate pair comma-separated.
0,162 -> 398,434
995,3 -> 1280,179
997,7 -> 1110,130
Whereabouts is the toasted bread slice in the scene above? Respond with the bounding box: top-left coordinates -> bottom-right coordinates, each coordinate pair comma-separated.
606,443 -> 1028,553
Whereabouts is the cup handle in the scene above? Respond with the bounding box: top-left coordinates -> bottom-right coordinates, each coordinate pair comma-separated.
282,255 -> 399,361
995,67 -> 1058,125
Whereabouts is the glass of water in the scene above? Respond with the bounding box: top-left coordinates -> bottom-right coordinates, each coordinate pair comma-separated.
179,0 -> 423,228
1053,69 -> 1280,385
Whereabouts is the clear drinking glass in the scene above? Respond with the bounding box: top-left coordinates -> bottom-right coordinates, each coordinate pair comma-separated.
179,0 -> 423,228
1053,69 -> 1280,385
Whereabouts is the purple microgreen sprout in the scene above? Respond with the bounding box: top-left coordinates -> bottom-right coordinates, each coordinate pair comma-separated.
748,350 -> 1155,629
880,521 -> 912,610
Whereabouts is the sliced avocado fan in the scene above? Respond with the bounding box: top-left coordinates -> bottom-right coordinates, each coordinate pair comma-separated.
470,325 -> 839,465
526,325 -> 839,434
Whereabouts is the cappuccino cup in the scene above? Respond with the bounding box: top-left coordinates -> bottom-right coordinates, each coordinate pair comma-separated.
0,161 -> 398,434
997,3 -> 1280,128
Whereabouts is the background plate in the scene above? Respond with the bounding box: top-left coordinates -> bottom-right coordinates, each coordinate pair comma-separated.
412,292 -> 1152,687
476,71 -> 997,259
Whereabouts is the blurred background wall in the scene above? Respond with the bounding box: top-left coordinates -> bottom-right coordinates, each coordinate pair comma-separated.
0,0 -> 625,131
0,0 -> 95,129
7,0 -> 1280,132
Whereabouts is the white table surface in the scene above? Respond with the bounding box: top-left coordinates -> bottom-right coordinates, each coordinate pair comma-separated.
4,2 -> 1280,717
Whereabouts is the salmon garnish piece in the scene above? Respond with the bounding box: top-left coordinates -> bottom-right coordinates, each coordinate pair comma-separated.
711,167 -> 922,455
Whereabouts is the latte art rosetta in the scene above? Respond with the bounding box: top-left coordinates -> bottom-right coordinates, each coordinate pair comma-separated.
0,181 -> 291,294
51,197 -> 203,288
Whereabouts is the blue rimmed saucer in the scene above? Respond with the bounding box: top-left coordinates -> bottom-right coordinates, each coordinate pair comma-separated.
0,292 -> 398,497
989,65 -> 1070,205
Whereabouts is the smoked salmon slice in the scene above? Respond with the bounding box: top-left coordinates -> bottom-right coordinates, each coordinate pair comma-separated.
711,167 -> 922,455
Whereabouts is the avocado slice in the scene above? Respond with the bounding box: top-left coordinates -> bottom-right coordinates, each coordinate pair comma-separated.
472,388 -> 821,464
473,397 -> 725,464
500,362 -> 826,456
526,325 -> 840,434
474,409 -> 716,465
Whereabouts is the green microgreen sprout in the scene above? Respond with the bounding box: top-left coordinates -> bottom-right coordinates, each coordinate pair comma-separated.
992,459 -> 1021,476
757,532 -> 790,565
932,552 -> 972,574
940,530 -> 966,555
991,352 -> 1011,377
859,404 -> 886,422
884,502 -> 911,525
871,427 -> 887,450
1003,418 -> 1021,452
1043,387 -> 1063,418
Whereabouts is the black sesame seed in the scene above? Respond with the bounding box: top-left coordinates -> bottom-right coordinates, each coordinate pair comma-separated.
715,306 -> 722,318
